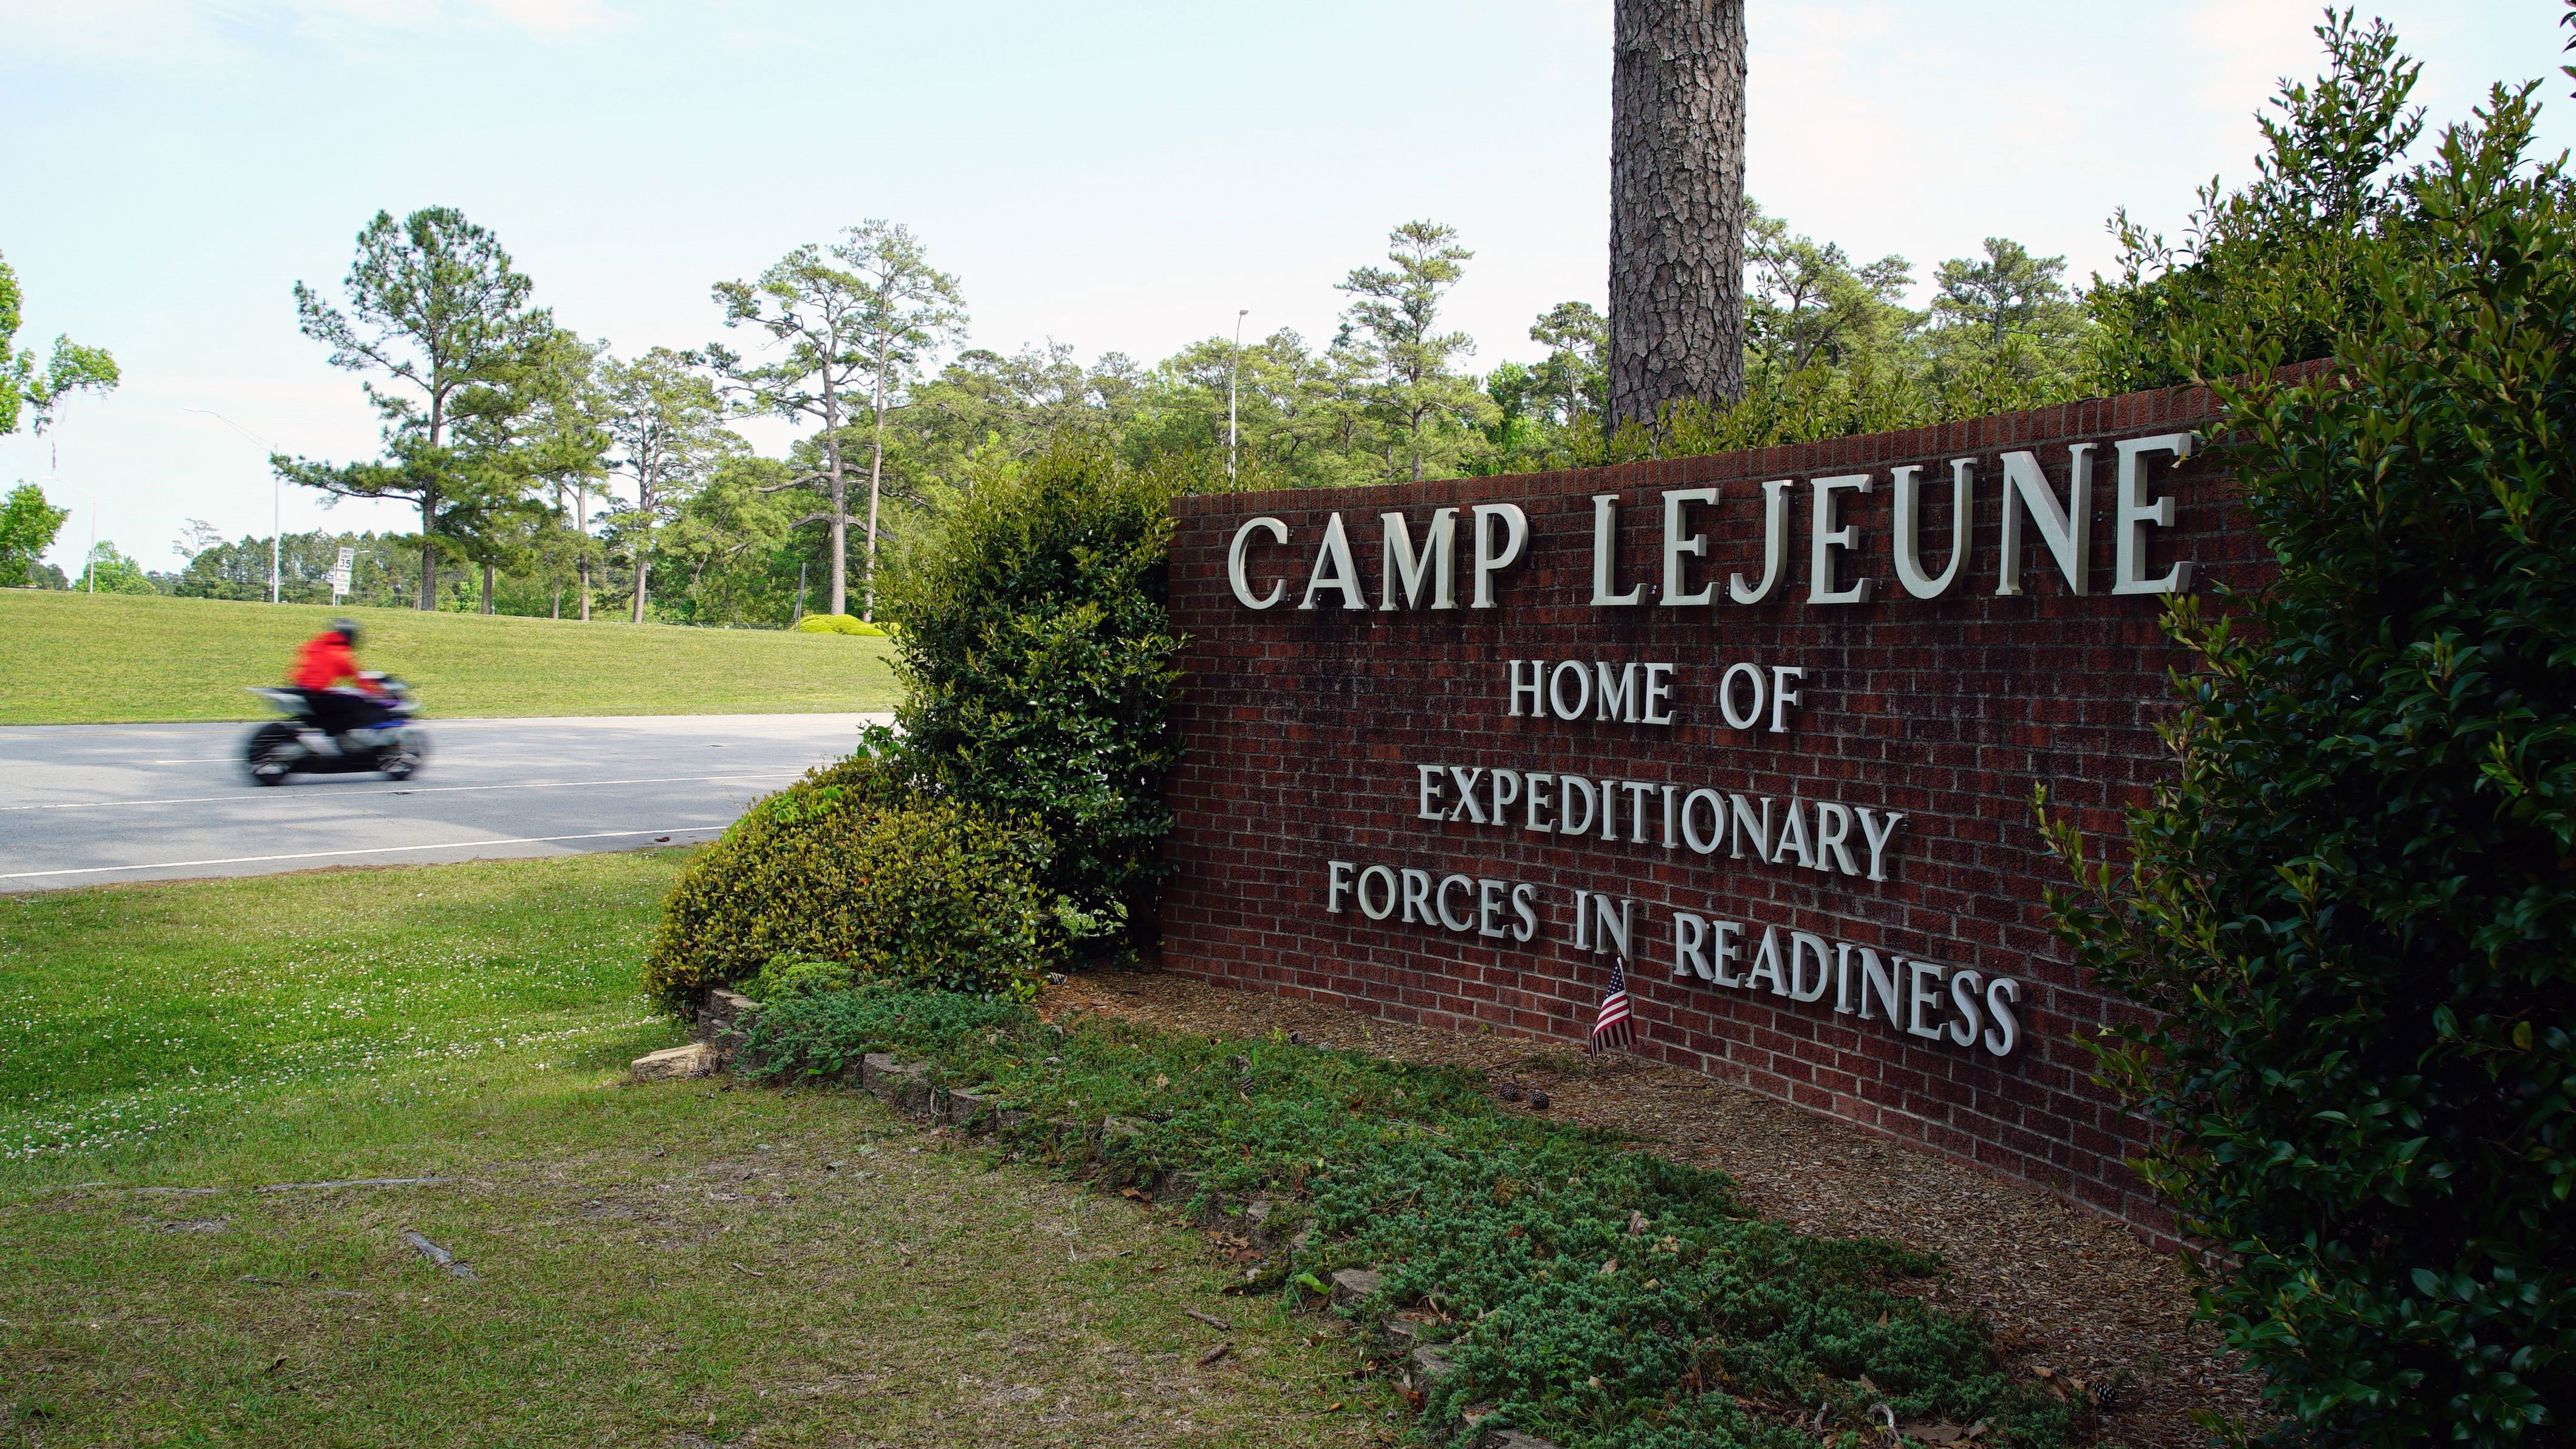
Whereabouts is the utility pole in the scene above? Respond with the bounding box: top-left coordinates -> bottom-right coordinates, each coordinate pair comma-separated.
1227,309 -> 1248,481
185,408 -> 283,603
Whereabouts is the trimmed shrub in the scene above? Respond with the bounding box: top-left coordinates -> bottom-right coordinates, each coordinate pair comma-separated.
641,755 -> 1051,1012
883,440 -> 1187,949
2041,83 -> 2575,1445
793,612 -> 889,636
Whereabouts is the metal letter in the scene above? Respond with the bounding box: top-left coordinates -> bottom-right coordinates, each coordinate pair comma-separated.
1996,445 -> 2094,597
1557,776 -> 1597,837
1727,793 -> 1772,862
1476,879 -> 1509,939
2112,433 -> 2196,595
1380,507 -> 1459,610
1788,931 -> 1832,1002
1893,461 -> 1971,599
1807,473 -> 1875,605
1745,926 -> 1787,995
1858,808 -> 1907,883
1548,660 -> 1592,721
1594,661 -> 1640,722
1711,920 -> 1745,987
1436,874 -> 1476,933
1591,894 -> 1632,959
1812,802 -> 1858,875
1769,666 -> 1804,734
1857,948 -> 1898,1023
1470,503 -> 1529,608
1681,788 -> 1725,855
1227,516 -> 1289,609
1326,860 -> 1357,914
1661,487 -> 1719,606
1728,480 -> 1792,605
1298,512 -> 1368,611
1400,868 -> 1433,924
1673,911 -> 1710,980
1357,865 -> 1399,920
1506,660 -> 1544,718
1947,969 -> 1986,1047
1982,978 -> 2023,1057
1591,494 -> 1645,606
1447,767 -> 1487,824
1718,662 -> 1765,730
1771,799 -> 1814,869
1641,662 -> 1677,725
1905,960 -> 1950,1041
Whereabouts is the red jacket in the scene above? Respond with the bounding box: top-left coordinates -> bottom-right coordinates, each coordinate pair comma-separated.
291,632 -> 376,693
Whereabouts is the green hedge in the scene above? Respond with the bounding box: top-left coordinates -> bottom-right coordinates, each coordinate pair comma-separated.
2042,80 -> 2575,1445
883,442 -> 1186,950
744,985 -> 2079,1449
641,755 -> 1051,1012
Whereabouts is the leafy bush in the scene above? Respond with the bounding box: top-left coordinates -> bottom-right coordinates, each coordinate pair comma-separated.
2080,13 -> 2427,396
641,754 -> 1052,1012
2042,80 -> 2575,1446
793,612 -> 888,636
883,440 -> 1186,948
747,985 -> 2077,1448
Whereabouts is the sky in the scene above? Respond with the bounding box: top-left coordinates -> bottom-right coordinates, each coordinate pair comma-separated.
2,0 -> 2569,575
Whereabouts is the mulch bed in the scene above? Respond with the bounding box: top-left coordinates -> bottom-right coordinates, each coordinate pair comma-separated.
1042,967 -> 2269,1449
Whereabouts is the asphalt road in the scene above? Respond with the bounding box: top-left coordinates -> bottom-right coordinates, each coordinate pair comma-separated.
0,713 -> 887,892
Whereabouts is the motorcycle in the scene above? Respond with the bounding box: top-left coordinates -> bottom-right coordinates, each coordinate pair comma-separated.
242,673 -> 429,785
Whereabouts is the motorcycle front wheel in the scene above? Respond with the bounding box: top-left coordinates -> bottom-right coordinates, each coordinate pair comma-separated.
244,723 -> 300,786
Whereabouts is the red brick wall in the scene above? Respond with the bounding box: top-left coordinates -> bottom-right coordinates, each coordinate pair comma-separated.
1157,384 -> 2258,1242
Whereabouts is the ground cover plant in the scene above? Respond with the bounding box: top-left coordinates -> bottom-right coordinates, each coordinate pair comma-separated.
0,590 -> 900,725
747,985 -> 2083,1449
2041,69 -> 2576,1448
0,854 -> 1380,1447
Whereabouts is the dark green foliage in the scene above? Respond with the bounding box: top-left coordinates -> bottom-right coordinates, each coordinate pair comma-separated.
2041,80 -> 2576,1446
883,440 -> 1186,948
747,987 -> 2075,1448
640,755 -> 1051,1012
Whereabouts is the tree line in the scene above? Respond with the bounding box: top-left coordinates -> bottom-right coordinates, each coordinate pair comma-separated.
234,193 -> 2110,628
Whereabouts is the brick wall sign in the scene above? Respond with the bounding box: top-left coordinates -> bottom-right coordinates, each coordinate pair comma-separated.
1157,385 -> 2263,1236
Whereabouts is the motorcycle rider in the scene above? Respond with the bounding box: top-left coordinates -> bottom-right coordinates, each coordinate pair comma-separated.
290,618 -> 391,743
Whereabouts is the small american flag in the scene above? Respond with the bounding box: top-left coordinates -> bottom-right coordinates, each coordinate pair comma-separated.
1589,957 -> 1635,1056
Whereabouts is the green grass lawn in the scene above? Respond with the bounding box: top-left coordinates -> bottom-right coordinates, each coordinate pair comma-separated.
0,855 -> 1385,1447
0,591 -> 903,724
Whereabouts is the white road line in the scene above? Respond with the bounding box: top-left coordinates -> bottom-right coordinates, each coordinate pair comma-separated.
0,772 -> 803,814
0,827 -> 726,881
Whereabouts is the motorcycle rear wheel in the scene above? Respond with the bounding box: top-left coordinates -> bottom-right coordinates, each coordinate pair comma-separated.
244,724 -> 299,786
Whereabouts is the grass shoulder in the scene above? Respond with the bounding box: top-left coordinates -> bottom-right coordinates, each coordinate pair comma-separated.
0,590 -> 901,724
0,854 -> 1383,1447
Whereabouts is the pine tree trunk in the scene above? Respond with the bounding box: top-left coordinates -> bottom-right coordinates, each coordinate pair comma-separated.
1608,0 -> 1748,431
481,563 -> 495,614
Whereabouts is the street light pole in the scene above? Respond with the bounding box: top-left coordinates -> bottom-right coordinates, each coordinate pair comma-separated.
183,408 -> 281,603
1227,309 -> 1248,481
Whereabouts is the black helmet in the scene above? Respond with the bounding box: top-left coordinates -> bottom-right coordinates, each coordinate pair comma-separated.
331,617 -> 362,647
